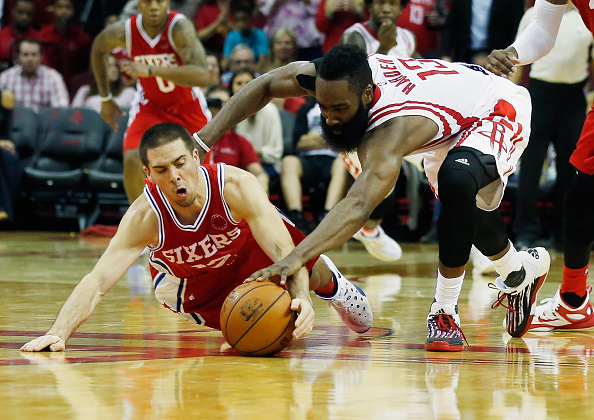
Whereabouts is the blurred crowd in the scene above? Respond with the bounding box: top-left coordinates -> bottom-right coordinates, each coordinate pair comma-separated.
0,0 -> 588,253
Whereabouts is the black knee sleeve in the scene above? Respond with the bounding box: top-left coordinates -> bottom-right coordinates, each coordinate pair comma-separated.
563,171 -> 594,268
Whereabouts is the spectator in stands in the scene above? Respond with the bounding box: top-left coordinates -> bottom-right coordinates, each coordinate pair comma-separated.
120,0 -> 201,21
221,44 -> 257,86
37,0 -> 91,92
206,85 -> 270,193
316,0 -> 366,53
0,38 -> 69,112
511,2 -> 592,251
71,54 -> 136,114
222,3 -> 269,69
259,28 -> 305,114
230,68 -> 283,184
281,97 -> 348,233
0,0 -> 39,72
204,54 -> 222,91
194,0 -> 231,56
397,0 -> 450,57
260,27 -> 298,73
341,0 -> 416,57
441,0 -> 523,67
258,0 -> 325,60
0,90 -> 21,229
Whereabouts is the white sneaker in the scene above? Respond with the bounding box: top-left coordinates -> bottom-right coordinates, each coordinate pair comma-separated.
353,225 -> 402,262
316,254 -> 373,333
528,286 -> 594,331
470,246 -> 496,276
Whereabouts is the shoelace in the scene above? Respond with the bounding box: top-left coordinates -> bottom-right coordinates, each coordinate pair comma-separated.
490,292 -> 515,312
433,314 -> 469,345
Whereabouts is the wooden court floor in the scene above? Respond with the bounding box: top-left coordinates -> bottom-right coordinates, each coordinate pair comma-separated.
1,231 -> 593,419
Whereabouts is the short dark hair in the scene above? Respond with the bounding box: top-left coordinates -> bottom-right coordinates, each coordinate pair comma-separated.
318,44 -> 372,94
18,38 -> 42,54
139,122 -> 196,167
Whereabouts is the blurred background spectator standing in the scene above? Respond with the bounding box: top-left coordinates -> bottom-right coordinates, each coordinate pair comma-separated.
397,0 -> 450,57
0,0 -> 39,72
222,3 -> 269,68
316,0 -> 366,53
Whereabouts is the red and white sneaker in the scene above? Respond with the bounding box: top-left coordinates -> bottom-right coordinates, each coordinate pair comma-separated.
353,225 -> 402,262
425,302 -> 466,352
491,247 -> 550,337
528,286 -> 594,331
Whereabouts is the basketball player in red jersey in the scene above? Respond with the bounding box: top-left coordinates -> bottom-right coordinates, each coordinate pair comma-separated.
91,0 -> 211,203
486,0 -> 594,332
194,44 -> 552,351
21,122 -> 372,352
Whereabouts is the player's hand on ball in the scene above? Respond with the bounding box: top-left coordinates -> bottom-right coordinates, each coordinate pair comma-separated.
247,254 -> 304,285
291,298 -> 314,339
20,335 -> 65,352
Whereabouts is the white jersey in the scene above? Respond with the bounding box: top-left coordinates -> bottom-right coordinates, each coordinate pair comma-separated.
364,54 -> 532,210
343,23 -> 416,58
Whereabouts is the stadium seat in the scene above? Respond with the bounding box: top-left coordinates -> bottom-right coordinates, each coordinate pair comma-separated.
21,108 -> 109,231
10,106 -> 41,168
87,114 -> 129,226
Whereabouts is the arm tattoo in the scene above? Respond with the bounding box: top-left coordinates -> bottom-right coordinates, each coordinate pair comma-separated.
172,17 -> 207,67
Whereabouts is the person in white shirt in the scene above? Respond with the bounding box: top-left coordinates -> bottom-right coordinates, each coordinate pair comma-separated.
511,3 -> 593,251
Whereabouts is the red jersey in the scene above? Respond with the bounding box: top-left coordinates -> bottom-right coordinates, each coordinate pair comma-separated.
125,11 -> 209,112
144,163 -> 316,329
397,0 -> 443,55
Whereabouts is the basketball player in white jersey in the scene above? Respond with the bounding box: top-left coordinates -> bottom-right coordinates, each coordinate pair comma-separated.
195,44 -> 551,351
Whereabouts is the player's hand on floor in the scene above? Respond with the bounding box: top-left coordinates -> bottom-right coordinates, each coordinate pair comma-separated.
291,298 -> 314,339
247,254 -> 304,285
20,335 -> 65,352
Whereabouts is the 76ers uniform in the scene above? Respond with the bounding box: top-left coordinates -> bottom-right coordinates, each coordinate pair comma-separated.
124,11 -> 210,152
366,53 -> 531,210
564,0 -> 594,175
144,163 -> 316,330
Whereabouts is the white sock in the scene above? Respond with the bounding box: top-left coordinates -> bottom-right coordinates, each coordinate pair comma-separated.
434,270 -> 464,307
491,241 -> 523,279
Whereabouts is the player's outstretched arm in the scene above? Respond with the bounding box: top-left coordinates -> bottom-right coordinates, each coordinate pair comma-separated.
21,199 -> 158,352
485,0 -> 566,77
249,115 -> 438,283
196,61 -> 315,150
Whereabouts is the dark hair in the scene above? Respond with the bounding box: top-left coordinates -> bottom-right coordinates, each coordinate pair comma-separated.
228,67 -> 256,95
318,44 -> 372,94
17,38 -> 42,54
364,0 -> 405,7
139,122 -> 196,167
231,3 -> 253,15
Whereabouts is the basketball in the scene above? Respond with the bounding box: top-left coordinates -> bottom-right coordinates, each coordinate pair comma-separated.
220,281 -> 296,357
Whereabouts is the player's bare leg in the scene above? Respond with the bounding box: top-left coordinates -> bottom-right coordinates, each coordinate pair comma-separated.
123,148 -> 146,204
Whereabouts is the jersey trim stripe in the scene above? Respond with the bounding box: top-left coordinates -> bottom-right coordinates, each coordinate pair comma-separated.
125,18 -> 132,55
144,185 -> 165,251
190,312 -> 204,325
156,167 -> 211,231
149,254 -> 174,276
137,13 -> 163,48
168,13 -> 184,57
369,104 -> 453,136
176,278 -> 186,313
153,272 -> 166,289
217,163 -> 241,225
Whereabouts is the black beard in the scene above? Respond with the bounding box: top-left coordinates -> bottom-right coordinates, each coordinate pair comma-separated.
320,101 -> 369,153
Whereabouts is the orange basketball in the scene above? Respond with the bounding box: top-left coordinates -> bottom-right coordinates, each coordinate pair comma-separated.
220,281 -> 296,357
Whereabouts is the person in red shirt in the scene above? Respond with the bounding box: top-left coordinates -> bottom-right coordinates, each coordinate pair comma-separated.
316,0 -> 366,53
91,0 -> 211,204
194,0 -> 231,56
397,0 -> 449,57
37,0 -> 91,90
0,0 -> 39,71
